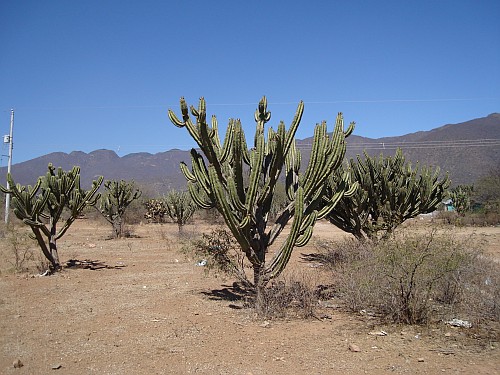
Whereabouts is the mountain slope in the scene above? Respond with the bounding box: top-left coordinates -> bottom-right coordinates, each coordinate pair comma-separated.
1,113 -> 499,193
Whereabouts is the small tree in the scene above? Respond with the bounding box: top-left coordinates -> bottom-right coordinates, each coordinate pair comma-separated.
97,179 -> 142,238
169,96 -> 356,289
163,189 -> 197,232
0,164 -> 103,271
325,149 -> 450,241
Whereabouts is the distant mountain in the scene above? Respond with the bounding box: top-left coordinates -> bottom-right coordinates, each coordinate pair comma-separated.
298,113 -> 500,185
1,113 -> 499,194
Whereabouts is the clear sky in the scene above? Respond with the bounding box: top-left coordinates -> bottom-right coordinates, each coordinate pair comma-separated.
0,1 -> 499,164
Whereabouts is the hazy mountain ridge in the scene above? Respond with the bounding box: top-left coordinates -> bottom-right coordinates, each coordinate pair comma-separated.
1,113 -> 499,194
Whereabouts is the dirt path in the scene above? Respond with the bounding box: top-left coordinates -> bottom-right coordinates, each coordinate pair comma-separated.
1,220 -> 499,374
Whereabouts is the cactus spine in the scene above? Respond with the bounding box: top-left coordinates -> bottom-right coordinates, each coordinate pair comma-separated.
1,164 -> 103,271
169,96 -> 355,288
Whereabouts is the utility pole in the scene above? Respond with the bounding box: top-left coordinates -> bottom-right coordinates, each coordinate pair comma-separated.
4,109 -> 14,224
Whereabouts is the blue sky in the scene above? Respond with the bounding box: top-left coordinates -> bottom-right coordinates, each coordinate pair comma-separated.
0,1 -> 499,164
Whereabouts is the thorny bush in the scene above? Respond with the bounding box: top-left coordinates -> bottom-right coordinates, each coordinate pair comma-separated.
318,229 -> 500,325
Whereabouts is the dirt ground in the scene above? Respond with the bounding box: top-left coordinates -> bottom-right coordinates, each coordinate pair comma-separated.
1,218 -> 499,375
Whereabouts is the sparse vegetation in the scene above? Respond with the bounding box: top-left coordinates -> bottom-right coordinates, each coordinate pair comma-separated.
318,229 -> 500,325
2,224 -> 35,273
253,273 -> 317,320
185,227 -> 250,286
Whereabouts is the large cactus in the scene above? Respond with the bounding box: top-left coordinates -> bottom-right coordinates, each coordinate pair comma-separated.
169,96 -> 356,288
325,149 -> 450,240
0,164 -> 103,271
97,179 -> 142,238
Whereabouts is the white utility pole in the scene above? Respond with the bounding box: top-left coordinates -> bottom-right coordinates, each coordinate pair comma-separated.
4,109 -> 14,224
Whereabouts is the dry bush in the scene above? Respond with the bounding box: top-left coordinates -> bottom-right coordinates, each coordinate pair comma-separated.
123,198 -> 146,225
2,225 -> 35,272
319,230 -> 500,325
0,223 -> 53,274
454,254 -> 500,323
183,227 -> 252,287
254,273 -> 317,320
436,210 -> 500,227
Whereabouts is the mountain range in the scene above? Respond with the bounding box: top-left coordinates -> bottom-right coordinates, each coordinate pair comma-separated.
1,113 -> 499,196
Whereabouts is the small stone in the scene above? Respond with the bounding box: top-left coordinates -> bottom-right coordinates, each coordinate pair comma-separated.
418,357 -> 425,362
51,364 -> 62,370
260,321 -> 271,328
13,359 -> 23,368
369,330 -> 388,336
348,343 -> 361,352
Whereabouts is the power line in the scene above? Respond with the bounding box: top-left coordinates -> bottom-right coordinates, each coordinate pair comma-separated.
296,139 -> 500,150
2,97 -> 499,112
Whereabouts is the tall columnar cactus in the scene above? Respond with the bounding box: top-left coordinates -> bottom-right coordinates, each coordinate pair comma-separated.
0,164 -> 103,271
325,149 -> 450,240
97,179 -> 142,238
169,96 -> 356,288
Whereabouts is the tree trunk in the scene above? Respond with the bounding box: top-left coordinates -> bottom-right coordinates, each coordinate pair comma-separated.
253,263 -> 261,289
112,215 -> 122,238
31,227 -> 58,271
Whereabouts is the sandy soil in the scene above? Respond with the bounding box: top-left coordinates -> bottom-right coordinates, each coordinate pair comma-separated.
1,219 -> 499,375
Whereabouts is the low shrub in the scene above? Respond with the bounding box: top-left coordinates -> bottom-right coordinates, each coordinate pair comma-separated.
254,273 -> 317,320
184,227 -> 252,287
319,230 -> 500,325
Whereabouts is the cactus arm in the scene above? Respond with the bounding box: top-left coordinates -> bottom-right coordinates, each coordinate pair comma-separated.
180,162 -> 197,183
187,182 -> 214,209
245,133 -> 265,215
265,186 -> 305,279
220,119 -> 234,163
208,165 -> 259,264
283,101 -> 304,155
295,225 -> 314,247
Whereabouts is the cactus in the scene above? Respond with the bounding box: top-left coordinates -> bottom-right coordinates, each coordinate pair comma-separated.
0,164 -> 103,271
163,189 -> 197,232
97,179 -> 142,238
325,149 -> 450,240
144,198 -> 169,223
169,96 -> 356,288
449,184 -> 474,216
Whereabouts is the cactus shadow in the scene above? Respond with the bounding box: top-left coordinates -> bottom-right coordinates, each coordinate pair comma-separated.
64,259 -> 126,270
300,252 -> 329,264
201,282 -> 252,308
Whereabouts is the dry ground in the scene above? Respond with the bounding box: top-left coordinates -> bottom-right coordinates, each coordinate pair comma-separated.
1,218 -> 499,375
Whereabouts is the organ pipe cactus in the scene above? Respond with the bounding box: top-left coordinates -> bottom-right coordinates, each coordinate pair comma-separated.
325,149 -> 450,241
169,96 -> 356,289
0,164 -> 103,271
